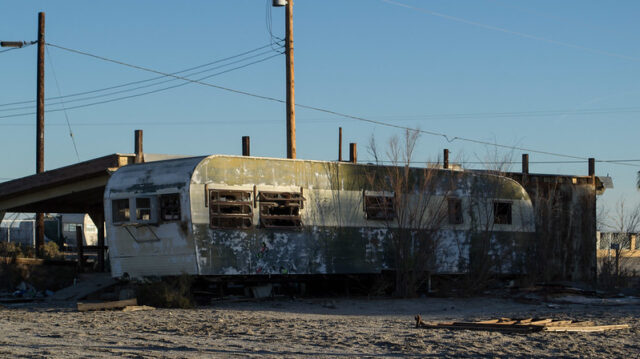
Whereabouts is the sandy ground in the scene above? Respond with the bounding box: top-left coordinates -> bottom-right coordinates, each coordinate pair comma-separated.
0,297 -> 638,358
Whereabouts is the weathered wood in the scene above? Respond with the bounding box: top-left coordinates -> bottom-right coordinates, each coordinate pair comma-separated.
77,298 -> 137,312
544,324 -> 629,332
122,305 -> 154,312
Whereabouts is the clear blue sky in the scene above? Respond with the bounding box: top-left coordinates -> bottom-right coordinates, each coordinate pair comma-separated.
1,0 -> 639,216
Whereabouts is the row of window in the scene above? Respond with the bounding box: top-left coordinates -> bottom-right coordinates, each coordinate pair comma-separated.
112,193 -> 181,224
364,194 -> 512,226
110,190 -> 513,228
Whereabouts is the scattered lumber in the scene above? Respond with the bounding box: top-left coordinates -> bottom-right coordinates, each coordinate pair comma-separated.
77,298 -> 137,312
122,305 -> 155,312
415,315 -> 630,333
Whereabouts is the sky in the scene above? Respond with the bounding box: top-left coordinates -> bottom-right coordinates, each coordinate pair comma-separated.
1,0 -> 639,220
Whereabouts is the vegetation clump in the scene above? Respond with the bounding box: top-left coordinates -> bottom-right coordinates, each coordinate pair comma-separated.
136,275 -> 194,308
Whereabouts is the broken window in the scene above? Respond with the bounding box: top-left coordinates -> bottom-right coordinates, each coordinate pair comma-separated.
493,201 -> 512,225
364,193 -> 395,220
112,199 -> 130,223
209,190 -> 253,229
258,191 -> 303,228
160,193 -> 181,221
448,197 -> 463,225
136,198 -> 152,221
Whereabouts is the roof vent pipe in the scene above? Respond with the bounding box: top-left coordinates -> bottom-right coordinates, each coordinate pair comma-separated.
134,129 -> 144,164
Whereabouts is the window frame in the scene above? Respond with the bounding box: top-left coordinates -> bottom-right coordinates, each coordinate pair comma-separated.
258,191 -> 303,229
493,201 -> 513,225
447,197 -> 464,225
160,193 -> 181,222
111,198 -> 131,224
363,191 -> 396,221
209,189 -> 254,229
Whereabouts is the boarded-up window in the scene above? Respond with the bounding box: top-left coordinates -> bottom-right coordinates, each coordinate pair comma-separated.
364,193 -> 395,220
493,201 -> 512,225
112,199 -> 130,223
136,198 -> 152,221
160,193 -> 181,221
258,192 -> 303,228
209,190 -> 253,229
448,198 -> 463,225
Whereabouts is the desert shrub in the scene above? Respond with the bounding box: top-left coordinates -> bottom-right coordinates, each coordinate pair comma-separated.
41,241 -> 63,260
0,241 -> 24,259
136,275 -> 194,308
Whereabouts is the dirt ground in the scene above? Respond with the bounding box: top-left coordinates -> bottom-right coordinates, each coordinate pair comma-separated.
0,297 -> 638,358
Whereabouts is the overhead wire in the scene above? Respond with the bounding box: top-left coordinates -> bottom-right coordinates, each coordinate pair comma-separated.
0,43 -> 282,108
30,43 -> 640,168
45,45 -> 81,162
381,0 -> 640,62
0,48 -> 280,113
0,50 -> 282,119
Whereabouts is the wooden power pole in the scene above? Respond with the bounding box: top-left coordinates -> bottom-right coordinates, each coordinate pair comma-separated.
285,0 -> 296,159
35,12 -> 45,257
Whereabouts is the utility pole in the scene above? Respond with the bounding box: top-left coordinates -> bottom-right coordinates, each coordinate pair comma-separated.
285,1 -> 296,159
35,12 -> 45,257
274,0 -> 296,159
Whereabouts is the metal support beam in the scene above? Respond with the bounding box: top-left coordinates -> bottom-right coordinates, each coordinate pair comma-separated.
522,154 -> 529,174
135,130 -> 144,164
443,149 -> 449,169
242,136 -> 250,156
349,143 -> 357,163
338,127 -> 342,162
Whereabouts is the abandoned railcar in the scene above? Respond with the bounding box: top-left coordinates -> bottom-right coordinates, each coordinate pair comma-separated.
104,155 -> 535,279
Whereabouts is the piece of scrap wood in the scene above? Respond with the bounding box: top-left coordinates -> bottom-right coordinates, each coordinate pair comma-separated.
543,324 -> 630,332
542,320 -> 573,327
77,298 -> 137,312
530,319 -> 554,325
122,305 -> 155,312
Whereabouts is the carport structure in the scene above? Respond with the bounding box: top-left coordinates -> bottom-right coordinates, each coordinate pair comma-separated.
0,154 -> 138,271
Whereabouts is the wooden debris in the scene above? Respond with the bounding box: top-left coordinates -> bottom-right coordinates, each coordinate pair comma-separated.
77,298 -> 137,312
122,305 -> 155,312
415,315 -> 630,333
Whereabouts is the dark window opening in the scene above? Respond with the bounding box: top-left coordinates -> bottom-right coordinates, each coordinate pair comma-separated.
112,199 -> 130,223
448,198 -> 463,225
493,201 -> 512,225
209,190 -> 253,229
136,198 -> 152,221
259,192 -> 303,228
364,194 -> 395,220
160,193 -> 181,221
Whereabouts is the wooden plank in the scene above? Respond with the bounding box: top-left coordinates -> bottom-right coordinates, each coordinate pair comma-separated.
122,305 -> 155,312
544,324 -> 630,332
530,319 -> 554,326
77,298 -> 137,312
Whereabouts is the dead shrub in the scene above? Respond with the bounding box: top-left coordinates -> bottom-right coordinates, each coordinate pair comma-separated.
41,241 -> 63,260
136,275 -> 194,308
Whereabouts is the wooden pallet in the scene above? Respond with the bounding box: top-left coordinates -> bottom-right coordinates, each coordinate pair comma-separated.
415,315 -> 630,333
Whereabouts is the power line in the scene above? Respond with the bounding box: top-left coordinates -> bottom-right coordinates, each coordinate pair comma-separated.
381,0 -> 640,62
45,45 -> 80,162
41,42 -> 638,166
0,48 -> 279,113
0,52 -> 282,119
0,43 -> 282,108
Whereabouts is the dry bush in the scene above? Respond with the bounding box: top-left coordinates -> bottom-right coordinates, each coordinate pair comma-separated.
136,275 -> 194,308
41,241 -> 63,260
368,130 -> 449,298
